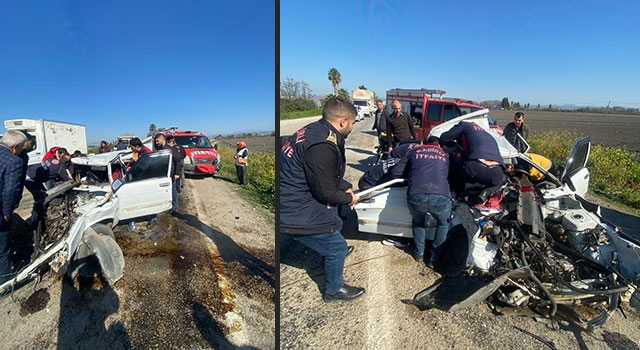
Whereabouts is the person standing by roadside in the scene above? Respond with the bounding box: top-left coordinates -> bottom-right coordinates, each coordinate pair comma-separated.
16,132 -> 35,207
371,100 -> 386,134
126,137 -> 151,171
234,141 -> 248,186
154,134 -> 181,215
167,136 -> 186,192
0,131 -> 27,284
392,136 -> 452,267
385,99 -> 416,153
502,112 -> 530,153
116,138 -> 128,151
280,97 -> 365,303
98,140 -> 112,153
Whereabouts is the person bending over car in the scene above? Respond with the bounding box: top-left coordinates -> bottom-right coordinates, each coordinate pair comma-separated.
440,121 -> 506,204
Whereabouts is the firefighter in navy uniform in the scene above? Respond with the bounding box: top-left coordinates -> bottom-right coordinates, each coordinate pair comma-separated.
280,97 -> 365,303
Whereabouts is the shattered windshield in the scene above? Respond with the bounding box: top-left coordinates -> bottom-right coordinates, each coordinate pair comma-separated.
174,135 -> 212,149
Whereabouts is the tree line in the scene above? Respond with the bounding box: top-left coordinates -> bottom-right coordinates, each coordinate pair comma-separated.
280,68 -> 380,114
480,97 -> 640,115
282,69 -> 640,116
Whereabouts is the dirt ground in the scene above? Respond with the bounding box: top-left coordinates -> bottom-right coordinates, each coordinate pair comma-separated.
279,112 -> 640,350
0,175 -> 275,349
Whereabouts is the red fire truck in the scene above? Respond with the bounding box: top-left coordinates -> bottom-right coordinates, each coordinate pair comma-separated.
158,128 -> 221,176
385,88 -> 502,140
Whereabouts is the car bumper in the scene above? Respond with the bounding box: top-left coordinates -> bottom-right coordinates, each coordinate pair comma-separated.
184,163 -> 220,175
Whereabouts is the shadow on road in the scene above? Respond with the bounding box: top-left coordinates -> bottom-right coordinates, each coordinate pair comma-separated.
279,207 -> 392,294
192,301 -> 260,350
279,239 -> 326,294
57,276 -> 130,350
346,146 -> 376,157
177,213 -> 275,289
347,155 -> 376,174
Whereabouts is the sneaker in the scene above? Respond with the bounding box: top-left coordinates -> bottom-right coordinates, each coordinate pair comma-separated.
128,221 -> 136,231
382,238 -> 409,248
412,252 -> 424,262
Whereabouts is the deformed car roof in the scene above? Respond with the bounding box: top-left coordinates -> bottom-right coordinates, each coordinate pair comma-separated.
71,150 -> 130,166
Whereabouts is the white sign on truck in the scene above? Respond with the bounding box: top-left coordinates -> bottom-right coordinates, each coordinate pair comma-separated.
4,119 -> 88,166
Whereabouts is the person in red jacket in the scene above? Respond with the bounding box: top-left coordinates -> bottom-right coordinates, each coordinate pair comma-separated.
41,146 -> 61,161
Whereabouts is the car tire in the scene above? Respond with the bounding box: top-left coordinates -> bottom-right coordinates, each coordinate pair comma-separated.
69,224 -> 116,280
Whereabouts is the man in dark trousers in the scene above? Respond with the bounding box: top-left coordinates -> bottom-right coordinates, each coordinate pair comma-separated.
371,100 -> 388,149
440,121 -> 506,204
234,140 -> 248,186
280,97 -> 365,303
502,111 -> 530,153
386,99 -> 416,153
16,132 -> 35,207
0,130 -> 27,284
390,136 -> 452,266
154,134 -> 181,216
167,136 -> 186,191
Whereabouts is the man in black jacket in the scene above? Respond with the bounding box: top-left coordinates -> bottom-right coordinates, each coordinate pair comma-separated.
154,134 -> 181,215
0,131 -> 27,284
385,99 -> 416,153
166,136 -> 186,192
280,97 -> 365,303
502,111 -> 530,153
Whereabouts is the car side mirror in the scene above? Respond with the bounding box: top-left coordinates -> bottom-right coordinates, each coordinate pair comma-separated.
112,178 -> 123,192
214,143 -> 218,151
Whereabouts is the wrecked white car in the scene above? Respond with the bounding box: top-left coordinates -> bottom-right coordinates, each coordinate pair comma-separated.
354,111 -> 640,328
1,150 -> 174,294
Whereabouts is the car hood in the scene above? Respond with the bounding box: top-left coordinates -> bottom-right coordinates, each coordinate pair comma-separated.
72,150 -> 130,166
429,108 -> 520,161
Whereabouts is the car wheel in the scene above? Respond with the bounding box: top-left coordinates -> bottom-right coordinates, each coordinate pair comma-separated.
69,224 -> 119,281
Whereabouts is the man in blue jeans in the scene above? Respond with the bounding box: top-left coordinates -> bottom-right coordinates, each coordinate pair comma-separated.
392,136 -> 452,266
280,97 -> 365,303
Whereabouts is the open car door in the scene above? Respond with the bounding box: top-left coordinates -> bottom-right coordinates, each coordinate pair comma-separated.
561,136 -> 591,197
114,150 -> 173,220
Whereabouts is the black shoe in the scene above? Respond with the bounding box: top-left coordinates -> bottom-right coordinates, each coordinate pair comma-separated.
426,259 -> 435,269
323,284 -> 365,303
412,252 -> 424,262
346,245 -> 354,257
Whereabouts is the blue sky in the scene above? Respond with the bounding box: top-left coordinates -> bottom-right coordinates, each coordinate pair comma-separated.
281,0 -> 640,109
1,1 -> 275,145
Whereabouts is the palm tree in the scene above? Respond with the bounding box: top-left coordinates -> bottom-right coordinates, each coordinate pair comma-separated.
328,68 -> 342,96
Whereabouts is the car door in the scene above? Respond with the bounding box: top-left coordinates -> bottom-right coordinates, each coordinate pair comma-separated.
424,101 -> 443,136
114,150 -> 173,220
561,136 -> 591,197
